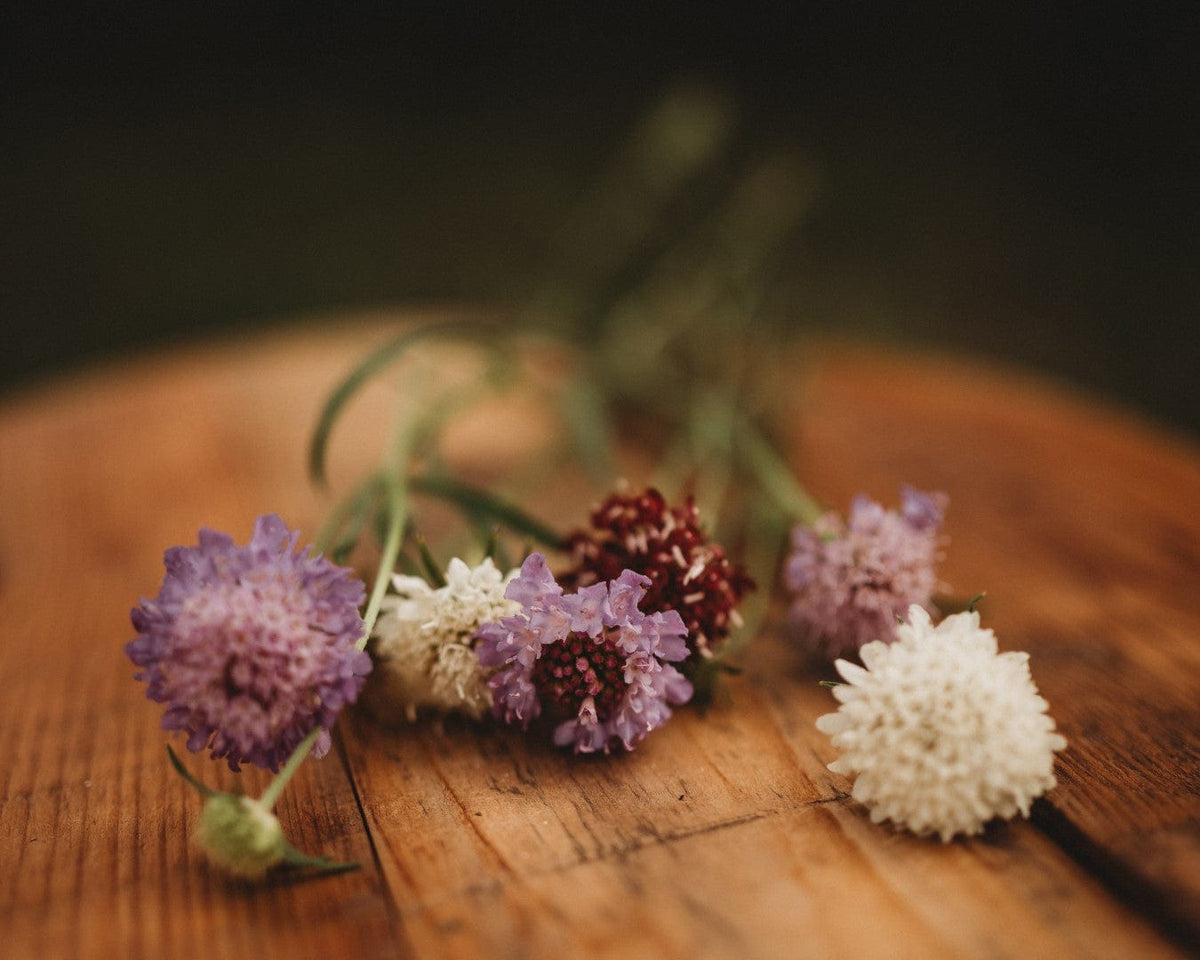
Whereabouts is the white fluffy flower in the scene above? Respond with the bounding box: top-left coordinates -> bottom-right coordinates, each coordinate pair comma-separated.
816,605 -> 1066,841
371,557 -> 521,721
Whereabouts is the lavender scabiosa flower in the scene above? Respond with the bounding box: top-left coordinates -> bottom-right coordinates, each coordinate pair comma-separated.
785,487 -> 947,660
476,553 -> 693,753
127,515 -> 372,772
371,557 -> 521,721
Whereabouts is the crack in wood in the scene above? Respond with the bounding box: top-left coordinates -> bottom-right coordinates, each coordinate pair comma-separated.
331,728 -> 415,955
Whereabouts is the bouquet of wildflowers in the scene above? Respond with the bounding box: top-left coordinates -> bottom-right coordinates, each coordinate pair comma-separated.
125,89 -> 1065,878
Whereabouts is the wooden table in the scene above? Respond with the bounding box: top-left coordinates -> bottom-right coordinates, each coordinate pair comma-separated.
2,316 -> 1197,959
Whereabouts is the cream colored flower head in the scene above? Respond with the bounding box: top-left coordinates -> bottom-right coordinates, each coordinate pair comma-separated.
371,557 -> 521,721
816,605 -> 1066,842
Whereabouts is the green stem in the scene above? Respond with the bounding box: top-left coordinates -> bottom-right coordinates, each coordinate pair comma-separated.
736,419 -> 823,526
261,394 -> 416,813
314,471 -> 387,562
308,318 -> 493,487
360,469 -> 407,646
259,727 -> 321,811
358,403 -> 415,647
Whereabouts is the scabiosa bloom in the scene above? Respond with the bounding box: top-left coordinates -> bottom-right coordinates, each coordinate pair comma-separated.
371,557 -> 521,721
562,488 -> 754,659
127,515 -> 371,772
785,487 -> 947,660
476,552 -> 693,753
817,606 -> 1067,842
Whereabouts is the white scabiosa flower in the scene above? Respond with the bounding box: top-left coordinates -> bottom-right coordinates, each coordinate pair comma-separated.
371,557 -> 521,721
816,605 -> 1066,841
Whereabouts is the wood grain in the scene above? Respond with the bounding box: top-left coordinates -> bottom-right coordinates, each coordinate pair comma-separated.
785,345 -> 1200,946
345,649 -> 1184,960
0,321 -> 405,959
0,316 -> 1196,958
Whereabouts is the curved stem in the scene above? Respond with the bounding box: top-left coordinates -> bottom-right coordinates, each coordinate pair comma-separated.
359,467 -> 407,646
314,471 -> 385,557
358,393 -> 417,647
262,391 -> 417,813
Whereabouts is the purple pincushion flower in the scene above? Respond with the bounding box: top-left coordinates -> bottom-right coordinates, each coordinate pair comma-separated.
785,487 -> 947,660
127,515 -> 371,772
476,553 -> 693,753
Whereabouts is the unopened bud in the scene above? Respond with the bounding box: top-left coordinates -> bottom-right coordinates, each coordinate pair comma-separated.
197,794 -> 286,878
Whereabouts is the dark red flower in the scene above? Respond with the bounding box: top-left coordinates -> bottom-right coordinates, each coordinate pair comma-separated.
561,488 -> 754,659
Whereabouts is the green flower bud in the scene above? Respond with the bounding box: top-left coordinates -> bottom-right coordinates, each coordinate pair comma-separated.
197,794 -> 287,878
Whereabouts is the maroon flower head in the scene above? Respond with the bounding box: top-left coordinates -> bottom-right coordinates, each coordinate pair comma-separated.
562,488 -> 754,658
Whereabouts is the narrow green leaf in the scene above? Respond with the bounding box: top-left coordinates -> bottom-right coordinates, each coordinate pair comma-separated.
166,745 -> 216,798
712,498 -> 787,663
931,592 -> 992,617
410,474 -> 566,549
416,535 -> 446,587
315,471 -> 386,559
682,655 -> 741,711
483,527 -> 501,562
735,418 -> 823,526
308,319 -> 494,487
280,840 -> 360,876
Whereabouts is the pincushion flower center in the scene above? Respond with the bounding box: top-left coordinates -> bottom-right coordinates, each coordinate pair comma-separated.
175,581 -> 316,706
532,630 -> 625,716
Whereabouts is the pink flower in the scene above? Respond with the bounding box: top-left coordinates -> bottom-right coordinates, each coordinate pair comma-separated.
127,515 -> 370,771
785,488 -> 946,660
476,553 -> 693,753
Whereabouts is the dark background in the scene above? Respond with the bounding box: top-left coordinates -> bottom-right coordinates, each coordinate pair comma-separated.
3,4 -> 1197,435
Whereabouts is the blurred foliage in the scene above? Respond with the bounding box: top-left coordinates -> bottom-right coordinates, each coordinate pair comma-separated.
3,7 -> 1196,435
307,90 -> 832,680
